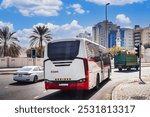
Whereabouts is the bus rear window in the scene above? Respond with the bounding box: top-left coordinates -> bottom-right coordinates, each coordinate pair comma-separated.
47,41 -> 80,61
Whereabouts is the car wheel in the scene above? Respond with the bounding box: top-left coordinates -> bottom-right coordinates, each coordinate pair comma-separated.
119,68 -> 122,71
127,68 -> 131,71
33,75 -> 38,83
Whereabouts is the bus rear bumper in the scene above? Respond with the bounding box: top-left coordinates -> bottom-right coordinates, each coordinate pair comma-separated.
45,81 -> 89,90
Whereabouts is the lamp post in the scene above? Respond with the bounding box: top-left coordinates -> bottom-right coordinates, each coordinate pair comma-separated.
105,3 -> 110,23
105,3 -> 110,47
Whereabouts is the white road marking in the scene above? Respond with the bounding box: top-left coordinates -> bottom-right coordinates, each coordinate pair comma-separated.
34,96 -> 39,99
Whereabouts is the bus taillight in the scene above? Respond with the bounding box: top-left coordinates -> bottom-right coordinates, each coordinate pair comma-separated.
83,58 -> 89,79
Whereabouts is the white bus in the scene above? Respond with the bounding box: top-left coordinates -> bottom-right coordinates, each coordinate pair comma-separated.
44,38 -> 111,90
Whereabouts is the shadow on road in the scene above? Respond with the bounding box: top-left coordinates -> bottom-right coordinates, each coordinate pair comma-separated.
38,79 -> 110,100
9,80 -> 44,86
114,69 -> 139,73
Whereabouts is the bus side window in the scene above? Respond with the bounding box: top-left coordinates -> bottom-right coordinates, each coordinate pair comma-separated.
102,54 -> 110,66
85,41 -> 101,62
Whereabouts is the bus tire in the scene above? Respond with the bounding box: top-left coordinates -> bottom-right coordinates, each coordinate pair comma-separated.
95,74 -> 100,90
108,69 -> 110,79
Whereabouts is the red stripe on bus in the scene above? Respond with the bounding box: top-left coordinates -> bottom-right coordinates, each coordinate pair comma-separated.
45,81 -> 89,90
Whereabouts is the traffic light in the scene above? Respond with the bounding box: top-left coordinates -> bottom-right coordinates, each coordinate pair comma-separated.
31,49 -> 36,58
135,45 -> 140,57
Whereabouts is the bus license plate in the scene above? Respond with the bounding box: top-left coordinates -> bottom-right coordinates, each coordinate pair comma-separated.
59,84 -> 68,86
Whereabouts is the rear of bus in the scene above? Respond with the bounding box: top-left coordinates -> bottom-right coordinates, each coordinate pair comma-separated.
44,38 -> 89,90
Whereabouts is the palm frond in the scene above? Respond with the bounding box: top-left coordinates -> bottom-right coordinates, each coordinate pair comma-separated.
0,26 -> 21,57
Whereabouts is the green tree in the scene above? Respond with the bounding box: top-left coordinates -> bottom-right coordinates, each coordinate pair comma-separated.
108,46 -> 128,58
30,25 -> 52,58
0,26 -> 21,57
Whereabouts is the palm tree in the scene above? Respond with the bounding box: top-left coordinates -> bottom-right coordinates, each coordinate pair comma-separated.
0,26 -> 21,57
30,25 -> 52,57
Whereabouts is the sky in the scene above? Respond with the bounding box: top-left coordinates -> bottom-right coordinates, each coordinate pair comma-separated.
0,0 -> 150,47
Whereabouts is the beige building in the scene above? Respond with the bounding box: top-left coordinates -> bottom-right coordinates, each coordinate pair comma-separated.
142,25 -> 150,45
124,28 -> 134,51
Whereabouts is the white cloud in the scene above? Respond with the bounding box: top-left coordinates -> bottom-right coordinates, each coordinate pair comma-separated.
0,0 -> 63,16
0,21 -> 28,47
16,20 -> 92,47
66,11 -> 71,15
34,20 -> 92,38
86,0 -> 145,5
55,20 -> 91,39
61,20 -> 83,30
0,21 -> 14,31
116,14 -> 131,24
70,4 -> 85,14
16,29 -> 32,47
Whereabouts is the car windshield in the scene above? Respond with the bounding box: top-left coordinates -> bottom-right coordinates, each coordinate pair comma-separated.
19,67 -> 33,71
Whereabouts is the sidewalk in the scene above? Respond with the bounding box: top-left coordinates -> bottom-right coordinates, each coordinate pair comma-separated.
112,76 -> 150,100
0,68 -> 20,75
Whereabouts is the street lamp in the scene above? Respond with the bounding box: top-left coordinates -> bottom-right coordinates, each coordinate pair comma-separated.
105,3 -> 110,47
105,3 -> 110,22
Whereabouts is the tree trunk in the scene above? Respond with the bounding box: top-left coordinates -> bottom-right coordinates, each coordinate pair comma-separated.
4,40 -> 7,57
40,36 -> 43,58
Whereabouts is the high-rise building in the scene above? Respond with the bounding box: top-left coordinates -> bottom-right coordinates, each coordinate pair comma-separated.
92,21 -> 150,51
120,28 -> 125,47
133,25 -> 142,47
141,25 -> 150,45
124,28 -> 134,51
108,30 -> 117,48
92,20 -> 118,48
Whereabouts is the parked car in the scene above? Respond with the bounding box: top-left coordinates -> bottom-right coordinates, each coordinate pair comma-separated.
13,66 -> 44,83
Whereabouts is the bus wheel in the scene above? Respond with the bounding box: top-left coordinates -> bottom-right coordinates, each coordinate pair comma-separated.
95,74 -> 100,90
108,69 -> 110,79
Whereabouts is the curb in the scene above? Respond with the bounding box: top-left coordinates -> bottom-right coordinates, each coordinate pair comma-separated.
0,72 -> 16,75
0,70 -> 17,75
111,83 -> 122,100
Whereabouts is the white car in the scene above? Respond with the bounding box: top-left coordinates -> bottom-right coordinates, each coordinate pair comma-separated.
13,66 -> 44,83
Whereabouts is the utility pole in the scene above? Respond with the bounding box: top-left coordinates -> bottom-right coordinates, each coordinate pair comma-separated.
105,3 -> 110,47
139,42 -> 145,84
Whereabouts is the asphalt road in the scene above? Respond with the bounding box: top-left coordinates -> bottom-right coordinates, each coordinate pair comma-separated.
0,67 -> 148,100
